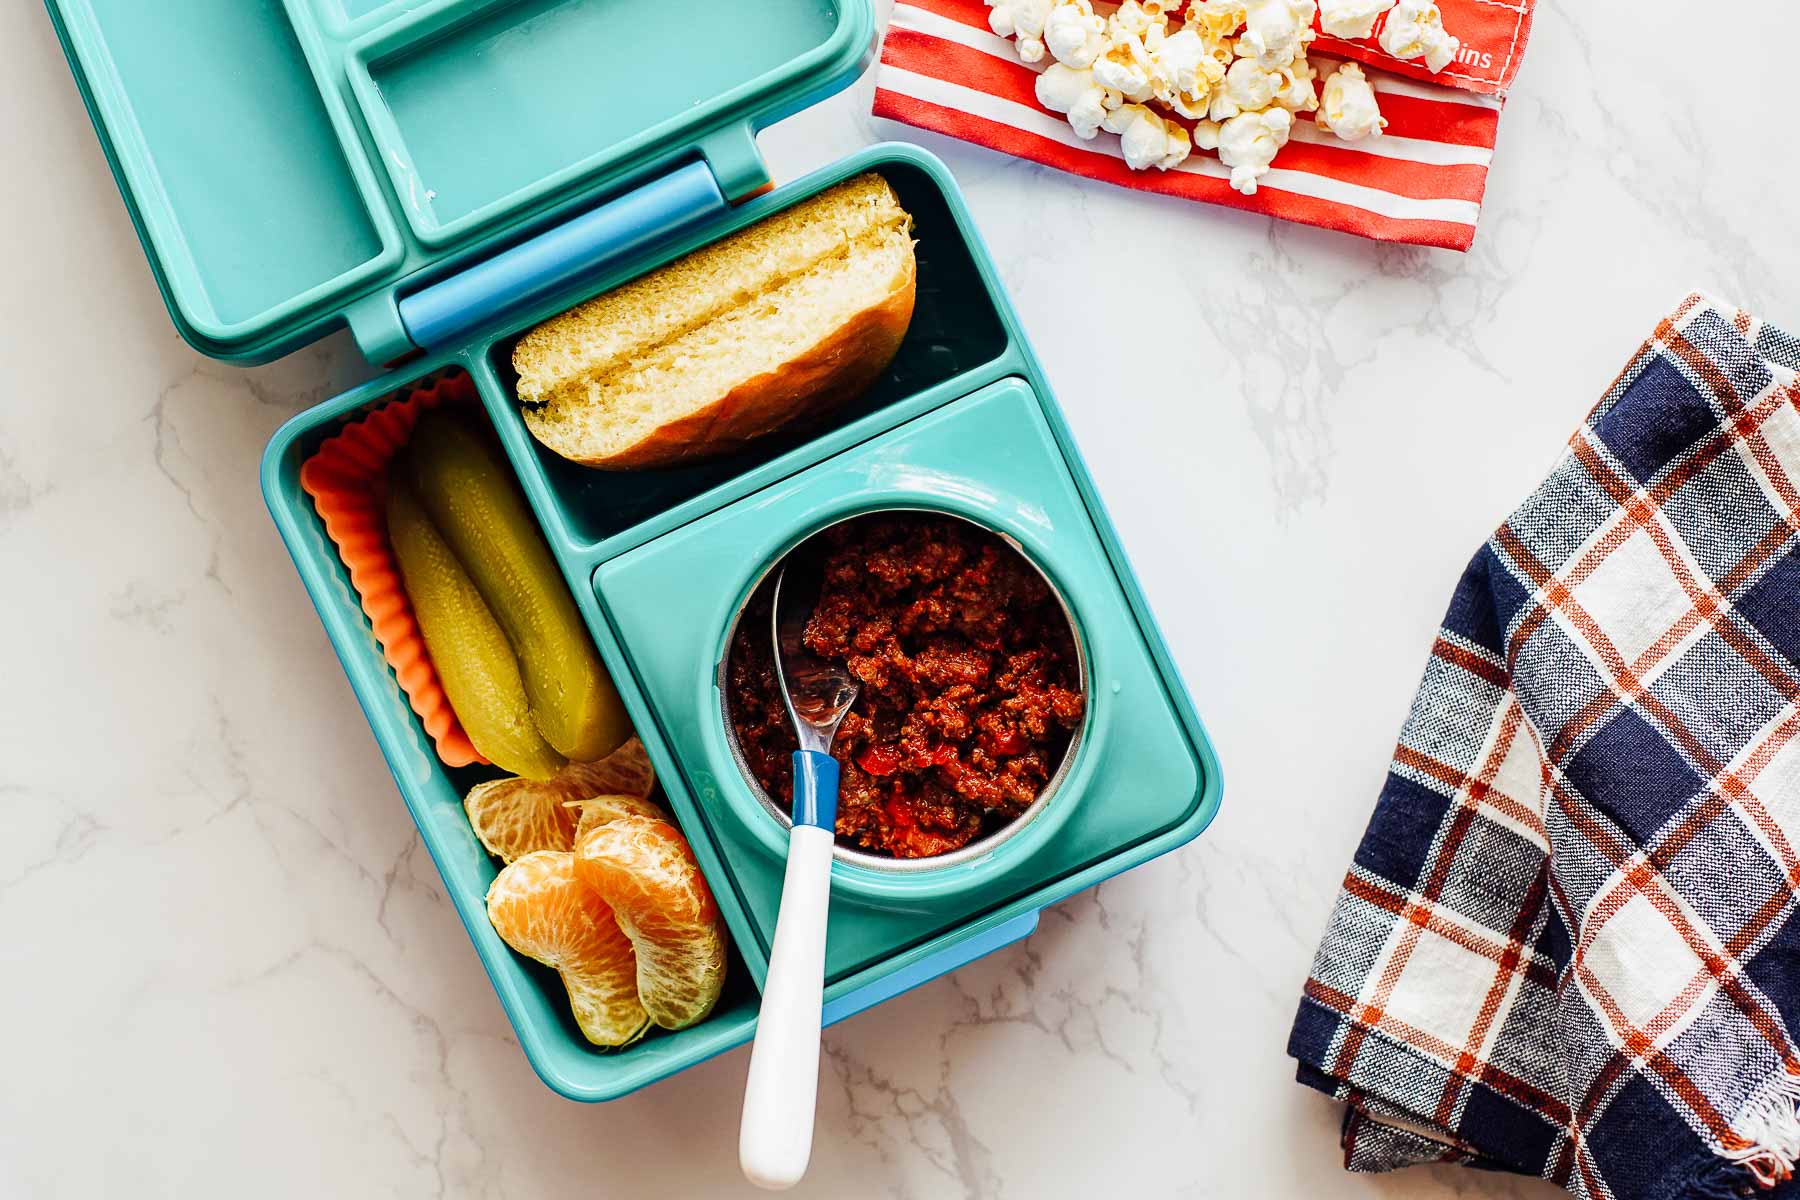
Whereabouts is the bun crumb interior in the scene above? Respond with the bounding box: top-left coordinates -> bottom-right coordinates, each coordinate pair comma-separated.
514,173 -> 916,469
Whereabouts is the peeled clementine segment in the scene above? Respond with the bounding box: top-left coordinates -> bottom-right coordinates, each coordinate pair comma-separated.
569,736 -> 656,801
569,792 -> 665,841
574,815 -> 727,1031
463,737 -> 658,863
485,850 -> 650,1048
465,776 -> 580,863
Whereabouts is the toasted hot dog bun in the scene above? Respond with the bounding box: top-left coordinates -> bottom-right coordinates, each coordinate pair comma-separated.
513,173 -> 916,470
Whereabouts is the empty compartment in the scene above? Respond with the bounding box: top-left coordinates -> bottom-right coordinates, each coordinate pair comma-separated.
354,0 -> 843,236
72,0 -> 388,337
489,158 -> 1012,548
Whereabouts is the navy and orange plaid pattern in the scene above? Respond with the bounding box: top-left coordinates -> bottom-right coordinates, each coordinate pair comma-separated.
1289,296 -> 1800,1198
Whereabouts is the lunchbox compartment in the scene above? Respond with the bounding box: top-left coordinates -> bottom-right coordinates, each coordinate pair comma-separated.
480,157 -> 1013,551
592,376 -> 1215,985
422,761 -> 764,1088
263,364 -> 769,1100
54,0 -> 396,340
347,0 -> 850,242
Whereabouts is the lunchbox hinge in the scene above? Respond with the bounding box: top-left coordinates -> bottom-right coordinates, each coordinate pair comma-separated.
384,117 -> 774,364
392,160 -> 730,358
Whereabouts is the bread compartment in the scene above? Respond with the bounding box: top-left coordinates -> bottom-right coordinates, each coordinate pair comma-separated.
60,0 -> 395,345
261,362 -> 764,1098
348,0 -> 846,243
487,156 -> 1014,549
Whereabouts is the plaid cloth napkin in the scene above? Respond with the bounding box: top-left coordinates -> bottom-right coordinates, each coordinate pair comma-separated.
873,0 -> 1534,250
1289,295 -> 1800,1198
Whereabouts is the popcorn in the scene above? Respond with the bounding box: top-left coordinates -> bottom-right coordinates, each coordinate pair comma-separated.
1107,0 -> 1165,40
1317,0 -> 1396,40
1379,0 -> 1460,73
1044,0 -> 1108,68
987,0 -> 1057,62
1210,56 -> 1281,120
1093,21 -> 1159,102
1197,106 -> 1294,194
1188,0 -> 1248,41
1103,103 -> 1193,170
1152,28 -> 1228,119
1237,0 -> 1316,68
1272,54 -> 1320,114
1316,60 -> 1386,140
992,0 -> 1457,174
1036,63 -> 1113,139
1190,23 -> 1238,74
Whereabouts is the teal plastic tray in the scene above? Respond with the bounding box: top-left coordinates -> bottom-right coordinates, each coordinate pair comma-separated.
259,144 -> 1222,1098
49,0 -> 1223,1104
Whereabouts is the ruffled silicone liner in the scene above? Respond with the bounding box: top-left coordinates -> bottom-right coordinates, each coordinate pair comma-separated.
299,372 -> 487,769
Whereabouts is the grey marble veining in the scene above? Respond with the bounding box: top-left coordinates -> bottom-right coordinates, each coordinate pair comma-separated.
4,0 -> 1798,1195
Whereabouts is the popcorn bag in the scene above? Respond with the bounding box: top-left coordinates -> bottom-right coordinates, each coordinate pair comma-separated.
873,0 -> 1536,250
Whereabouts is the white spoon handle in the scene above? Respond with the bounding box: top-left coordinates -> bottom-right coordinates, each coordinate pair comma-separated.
739,823 -> 835,1190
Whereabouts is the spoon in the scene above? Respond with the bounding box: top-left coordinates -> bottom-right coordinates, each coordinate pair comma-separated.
739,559 -> 859,1191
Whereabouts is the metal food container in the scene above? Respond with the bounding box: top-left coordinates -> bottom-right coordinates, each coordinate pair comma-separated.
718,507 -> 1091,875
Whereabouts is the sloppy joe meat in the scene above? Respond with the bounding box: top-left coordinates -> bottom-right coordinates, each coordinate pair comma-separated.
727,514 -> 1084,858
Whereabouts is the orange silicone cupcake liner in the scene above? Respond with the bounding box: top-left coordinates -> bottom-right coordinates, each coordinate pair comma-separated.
299,372 -> 486,769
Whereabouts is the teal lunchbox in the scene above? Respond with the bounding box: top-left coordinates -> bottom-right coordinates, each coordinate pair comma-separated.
48,0 -> 1223,1101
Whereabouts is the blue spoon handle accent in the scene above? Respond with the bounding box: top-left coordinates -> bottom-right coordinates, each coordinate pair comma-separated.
789,749 -> 839,830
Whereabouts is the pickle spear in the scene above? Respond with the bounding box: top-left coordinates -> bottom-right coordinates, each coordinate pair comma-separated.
386,478 -> 565,780
404,413 -> 630,763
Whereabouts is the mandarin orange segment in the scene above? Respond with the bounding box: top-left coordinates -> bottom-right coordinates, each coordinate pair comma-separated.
574,814 -> 727,1031
464,775 -> 580,863
569,792 -> 665,841
485,850 -> 649,1048
565,737 -> 656,801
463,737 -> 659,863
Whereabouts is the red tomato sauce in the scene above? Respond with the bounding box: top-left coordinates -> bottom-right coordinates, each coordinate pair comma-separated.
727,513 -> 1085,858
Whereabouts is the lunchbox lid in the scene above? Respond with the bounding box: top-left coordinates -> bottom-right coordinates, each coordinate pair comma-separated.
45,0 -> 877,366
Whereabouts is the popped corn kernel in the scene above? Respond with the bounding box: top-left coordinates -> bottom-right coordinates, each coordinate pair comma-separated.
1238,0 -> 1317,68
1213,105 -> 1293,193
1316,60 -> 1386,140
1103,103 -> 1194,170
1044,0 -> 1108,68
1379,0 -> 1459,73
987,0 -> 1057,62
1317,0 -> 1396,40
1037,62 -> 1112,139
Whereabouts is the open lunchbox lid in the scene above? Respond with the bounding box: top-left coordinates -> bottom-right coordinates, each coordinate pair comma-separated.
46,0 -> 877,366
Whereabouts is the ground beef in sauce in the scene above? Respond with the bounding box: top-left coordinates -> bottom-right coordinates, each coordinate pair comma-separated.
726,513 -> 1085,859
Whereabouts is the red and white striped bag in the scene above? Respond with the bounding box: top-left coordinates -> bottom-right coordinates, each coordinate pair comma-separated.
873,0 -> 1536,251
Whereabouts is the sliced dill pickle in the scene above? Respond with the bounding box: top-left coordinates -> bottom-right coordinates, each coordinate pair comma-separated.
386,477 -> 566,781
404,413 -> 630,763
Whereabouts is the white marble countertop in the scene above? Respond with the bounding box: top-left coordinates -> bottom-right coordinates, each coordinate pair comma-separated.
5,2 -> 1799,1196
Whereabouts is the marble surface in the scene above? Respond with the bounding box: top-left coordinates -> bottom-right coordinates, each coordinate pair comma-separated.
5,2 -> 1799,1196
